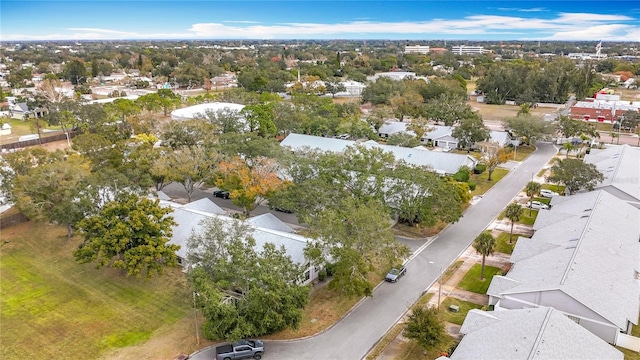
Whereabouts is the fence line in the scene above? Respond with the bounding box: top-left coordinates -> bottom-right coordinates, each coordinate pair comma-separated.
1,131 -> 77,151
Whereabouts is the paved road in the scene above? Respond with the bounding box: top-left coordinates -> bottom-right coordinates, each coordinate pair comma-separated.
190,142 -> 558,360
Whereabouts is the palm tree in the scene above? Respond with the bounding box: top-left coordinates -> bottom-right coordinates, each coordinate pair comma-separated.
562,142 -> 575,157
504,202 -> 523,244
473,232 -> 496,280
525,181 -> 541,216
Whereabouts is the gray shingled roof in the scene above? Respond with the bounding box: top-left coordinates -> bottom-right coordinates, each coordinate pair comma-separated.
584,145 -> 640,203
161,200 -> 309,263
489,130 -> 512,147
280,133 -> 477,175
182,198 -> 226,214
378,121 -> 413,136
490,191 -> 640,329
246,213 -> 294,233
423,125 -> 453,140
452,308 -> 623,360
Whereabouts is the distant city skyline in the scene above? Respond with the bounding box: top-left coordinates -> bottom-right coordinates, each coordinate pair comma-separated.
1,1 -> 639,42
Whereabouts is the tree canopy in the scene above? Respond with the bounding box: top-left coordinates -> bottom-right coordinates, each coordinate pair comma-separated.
404,305 -> 447,351
187,218 -> 309,340
305,198 -> 409,297
74,194 -> 179,278
546,158 -> 604,194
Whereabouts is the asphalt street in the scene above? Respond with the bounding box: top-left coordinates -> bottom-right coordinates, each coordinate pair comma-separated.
189,142 -> 558,360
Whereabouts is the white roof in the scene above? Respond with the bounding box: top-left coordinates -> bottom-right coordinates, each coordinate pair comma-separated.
453,308 -> 622,360
170,102 -> 245,121
572,100 -> 640,111
423,125 -> 453,140
280,133 -> 477,175
161,199 -> 309,264
378,121 -> 412,136
491,191 -> 640,329
584,145 -> 640,204
86,95 -> 140,104
246,213 -> 294,233
489,131 -> 511,146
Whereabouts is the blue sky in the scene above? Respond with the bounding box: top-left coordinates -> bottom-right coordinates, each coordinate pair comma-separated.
1,1 -> 639,41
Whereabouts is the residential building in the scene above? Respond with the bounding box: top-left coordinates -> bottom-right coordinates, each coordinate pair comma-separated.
160,197 -> 319,285
367,71 -> 430,83
449,307 -> 622,360
377,120 -> 412,138
339,80 -> 366,96
170,102 -> 245,121
404,45 -> 430,55
377,121 -> 511,149
451,45 -> 489,55
422,125 -> 456,148
8,101 -> 47,120
280,133 -> 477,175
487,190 -> 640,345
582,145 -> 640,208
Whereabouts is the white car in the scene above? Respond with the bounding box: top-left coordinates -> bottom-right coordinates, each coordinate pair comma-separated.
540,189 -> 559,198
525,201 -> 550,210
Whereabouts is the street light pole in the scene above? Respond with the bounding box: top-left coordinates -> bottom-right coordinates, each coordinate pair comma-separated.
193,292 -> 200,345
437,267 -> 443,310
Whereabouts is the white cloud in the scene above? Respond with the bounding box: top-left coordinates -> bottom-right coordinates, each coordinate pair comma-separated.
66,28 -> 132,35
497,7 -> 548,12
1,11 -> 638,41
544,24 -> 640,41
222,20 -> 261,24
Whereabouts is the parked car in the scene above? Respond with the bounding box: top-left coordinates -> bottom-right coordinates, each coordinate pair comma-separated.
539,189 -> 559,198
213,190 -> 230,199
525,201 -> 550,210
385,265 -> 407,282
216,339 -> 264,360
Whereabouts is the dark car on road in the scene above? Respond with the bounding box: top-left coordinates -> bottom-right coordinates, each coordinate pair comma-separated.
385,265 -> 407,282
213,190 -> 230,199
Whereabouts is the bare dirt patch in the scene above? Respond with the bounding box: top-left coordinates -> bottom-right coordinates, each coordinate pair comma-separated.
469,102 -> 549,121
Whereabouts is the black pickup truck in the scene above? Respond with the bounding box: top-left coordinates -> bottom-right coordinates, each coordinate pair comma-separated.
215,339 -> 264,360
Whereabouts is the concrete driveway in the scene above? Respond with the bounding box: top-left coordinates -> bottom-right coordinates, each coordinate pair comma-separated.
189,142 -> 558,360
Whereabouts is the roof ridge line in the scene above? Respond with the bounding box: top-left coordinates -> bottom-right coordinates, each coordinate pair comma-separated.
528,307 -> 552,360
559,191 -> 601,285
608,145 -> 626,182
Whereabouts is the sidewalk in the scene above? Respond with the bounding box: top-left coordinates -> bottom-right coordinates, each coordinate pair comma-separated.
374,245 -> 511,360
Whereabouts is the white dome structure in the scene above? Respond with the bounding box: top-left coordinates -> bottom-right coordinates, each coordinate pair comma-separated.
170,102 -> 245,121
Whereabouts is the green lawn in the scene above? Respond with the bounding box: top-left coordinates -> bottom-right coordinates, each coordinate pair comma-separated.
498,206 -> 538,225
542,183 -> 565,194
470,168 -> 509,196
457,264 -> 502,294
395,335 -> 456,360
440,298 -> 485,325
518,208 -> 538,225
495,232 -> 522,254
0,222 -> 191,360
511,145 -> 536,162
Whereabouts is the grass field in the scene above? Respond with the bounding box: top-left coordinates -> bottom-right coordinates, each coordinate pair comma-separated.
470,168 -> 509,196
457,264 -> 502,294
0,221 -> 193,360
0,118 -> 65,145
440,298 -> 484,325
